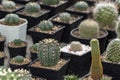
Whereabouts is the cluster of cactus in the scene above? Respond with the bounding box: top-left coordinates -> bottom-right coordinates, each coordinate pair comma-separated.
2,1 -> 16,10
43,0 -> 60,5
78,19 -> 100,38
59,12 -> 71,23
4,13 -> 20,25
12,39 -> 23,46
39,20 -> 54,31
70,41 -> 83,52
74,1 -> 89,11
38,38 -> 60,67
90,39 -> 103,80
31,43 -> 39,52
93,2 -> 118,29
14,55 -> 24,63
64,75 -> 79,80
25,2 -> 41,14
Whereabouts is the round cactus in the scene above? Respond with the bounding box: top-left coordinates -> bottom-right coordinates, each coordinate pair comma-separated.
43,0 -> 59,5
93,2 -> 118,29
59,12 -> 71,23
14,55 -> 24,63
4,13 -> 20,25
78,19 -> 100,38
25,2 -> 41,14
70,41 -> 82,52
12,39 -> 23,46
2,1 -> 16,10
39,20 -> 54,31
38,38 -> 60,67
106,38 -> 120,63
74,1 -> 89,11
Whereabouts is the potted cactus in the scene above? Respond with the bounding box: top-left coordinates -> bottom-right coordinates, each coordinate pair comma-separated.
0,52 -> 5,66
8,39 -> 27,58
28,20 -> 65,43
49,12 -> 83,43
29,38 -> 69,80
60,41 -> 91,77
0,1 -> 24,19
70,19 -> 108,53
0,33 -> 5,51
64,75 -> 79,80
16,2 -> 50,29
0,13 -> 28,42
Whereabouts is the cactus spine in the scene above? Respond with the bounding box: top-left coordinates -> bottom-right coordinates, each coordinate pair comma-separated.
70,41 -> 82,52
38,38 -> 60,67
90,39 -> 103,80
59,12 -> 71,23
43,0 -> 59,5
2,1 -> 16,10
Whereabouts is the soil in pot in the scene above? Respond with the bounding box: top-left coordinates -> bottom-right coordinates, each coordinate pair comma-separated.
0,34 -> 5,51
0,51 -> 5,66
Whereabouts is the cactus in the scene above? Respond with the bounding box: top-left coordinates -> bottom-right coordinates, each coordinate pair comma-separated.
25,2 -> 41,14
74,1 -> 88,11
106,38 -> 120,63
4,13 -> 20,25
90,39 -> 103,80
38,38 -> 60,67
12,39 -> 23,46
93,2 -> 118,29
43,0 -> 59,5
59,12 -> 71,23
64,75 -> 79,80
2,1 -> 16,10
69,41 -> 82,52
39,20 -> 54,31
31,43 -> 39,52
78,19 -> 100,38
116,16 -> 120,38
14,55 -> 24,63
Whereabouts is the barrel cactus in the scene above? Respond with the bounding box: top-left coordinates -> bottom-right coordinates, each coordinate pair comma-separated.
25,2 -> 41,14
12,39 -> 23,46
64,75 -> 79,80
93,2 -> 118,29
14,55 -> 24,63
43,0 -> 60,5
74,1 -> 89,11
78,19 -> 100,38
38,38 -> 60,67
90,39 -> 103,80
4,13 -> 20,25
2,1 -> 16,10
59,12 -> 71,23
39,20 -> 54,31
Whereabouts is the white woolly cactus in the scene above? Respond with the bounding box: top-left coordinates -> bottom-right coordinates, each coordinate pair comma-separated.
93,2 -> 118,29
2,1 -> 16,10
59,12 -> 71,23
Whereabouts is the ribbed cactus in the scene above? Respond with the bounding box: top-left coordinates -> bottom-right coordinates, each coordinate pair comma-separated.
43,0 -> 60,5
90,39 -> 103,80
106,38 -> 120,63
74,1 -> 88,11
14,55 -> 24,63
25,2 -> 41,14
39,20 -> 54,31
64,75 -> 79,80
38,38 -> 60,67
4,13 -> 20,25
12,39 -> 23,46
78,19 -> 100,38
70,41 -> 82,52
2,1 -> 16,10
59,12 -> 71,23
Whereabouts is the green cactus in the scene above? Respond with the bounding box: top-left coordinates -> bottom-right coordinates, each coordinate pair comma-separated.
14,55 -> 24,63
43,0 -> 60,5
25,2 -> 41,14
31,43 -> 39,52
93,2 -> 118,29
70,41 -> 82,52
116,18 -> 120,38
38,38 -> 60,67
39,20 -> 54,31
74,1 -> 88,11
4,13 -> 20,25
59,12 -> 71,23
90,39 -> 103,80
78,19 -> 100,39
64,75 -> 79,80
2,1 -> 16,10
12,39 -> 23,46
106,38 -> 120,63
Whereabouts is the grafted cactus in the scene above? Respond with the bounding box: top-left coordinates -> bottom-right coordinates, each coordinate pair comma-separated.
2,1 -> 16,10
59,12 -> 71,23
38,38 -> 60,67
43,0 -> 60,5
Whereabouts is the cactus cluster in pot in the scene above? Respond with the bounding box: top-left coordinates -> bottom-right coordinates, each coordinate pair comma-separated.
42,0 -> 60,5
2,1 -> 16,10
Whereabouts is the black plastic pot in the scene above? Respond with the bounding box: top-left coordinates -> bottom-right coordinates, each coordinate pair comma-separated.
0,56 -> 5,66
28,24 -> 65,43
0,40 -> 5,51
70,28 -> 108,53
49,13 -> 83,43
16,9 -> 50,29
30,51 -> 38,61
60,51 -> 91,77
29,59 -> 69,80
13,0 -> 39,4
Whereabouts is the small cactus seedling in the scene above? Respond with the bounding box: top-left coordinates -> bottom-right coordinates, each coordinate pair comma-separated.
79,19 -> 100,38
90,39 -> 103,80
12,39 -> 23,46
43,0 -> 60,5
59,12 -> 71,23
31,43 -> 39,52
14,55 -> 24,63
64,75 -> 79,80
39,20 -> 54,31
74,1 -> 89,11
2,1 -> 16,10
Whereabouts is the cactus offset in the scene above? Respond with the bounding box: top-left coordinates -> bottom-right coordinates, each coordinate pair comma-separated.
79,19 -> 100,38
38,38 -> 60,67
90,39 -> 103,80
14,55 -> 24,63
64,75 -> 79,80
43,0 -> 60,5
2,1 -> 16,10
59,12 -> 71,23
70,41 -> 82,52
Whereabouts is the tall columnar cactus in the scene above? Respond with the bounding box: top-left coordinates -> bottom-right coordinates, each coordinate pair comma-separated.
90,39 -> 103,80
12,39 -> 23,46
43,0 -> 59,5
4,13 -> 20,25
39,20 -> 54,31
64,75 -> 79,80
2,1 -> 16,10
14,55 -> 24,63
74,1 -> 88,11
93,2 -> 118,29
38,38 -> 60,67
106,38 -> 120,63
25,2 -> 41,14
78,19 -> 100,38
59,12 -> 71,23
